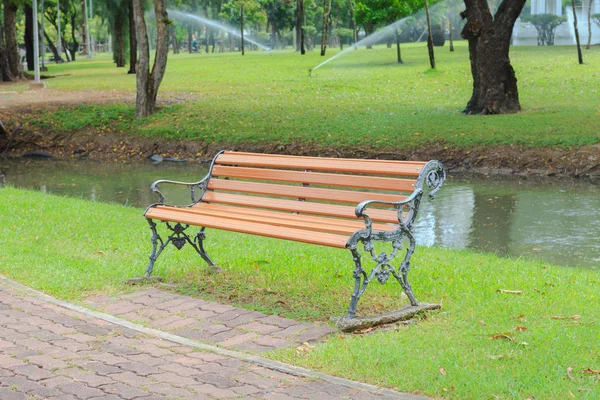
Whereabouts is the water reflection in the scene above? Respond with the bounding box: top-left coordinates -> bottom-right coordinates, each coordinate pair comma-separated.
1,158 -> 599,269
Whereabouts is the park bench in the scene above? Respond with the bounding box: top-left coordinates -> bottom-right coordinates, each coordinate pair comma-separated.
141,151 -> 445,319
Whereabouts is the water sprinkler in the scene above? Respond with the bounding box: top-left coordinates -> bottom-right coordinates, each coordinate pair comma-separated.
308,69 -> 312,77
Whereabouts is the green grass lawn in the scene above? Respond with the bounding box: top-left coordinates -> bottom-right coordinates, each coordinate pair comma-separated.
1,186 -> 598,399
13,42 -> 600,150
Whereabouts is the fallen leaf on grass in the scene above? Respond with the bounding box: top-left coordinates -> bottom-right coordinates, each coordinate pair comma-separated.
513,314 -> 526,322
514,326 -> 527,332
96,250 -> 106,255
551,315 -> 580,320
439,367 -> 446,377
498,289 -> 523,295
583,368 -> 600,375
567,367 -> 576,381
490,333 -> 515,341
569,390 -> 575,398
489,354 -> 512,360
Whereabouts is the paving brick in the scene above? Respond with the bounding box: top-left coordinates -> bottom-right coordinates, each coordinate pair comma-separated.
72,371 -> 114,387
197,303 -> 237,314
252,336 -> 295,349
146,383 -> 192,397
273,324 -> 314,338
0,354 -> 27,368
0,387 -> 28,400
124,354 -> 165,367
79,361 -> 122,375
222,312 -> 268,328
0,375 -> 46,393
219,332 -> 259,347
98,382 -> 150,399
38,376 -> 76,388
11,364 -> 53,381
147,372 -> 198,386
189,383 -> 238,398
58,382 -> 105,399
236,322 -> 283,334
89,395 -> 122,400
294,326 -> 335,343
204,329 -> 238,343
158,362 -> 201,377
210,309 -> 253,323
181,308 -> 216,320
107,371 -> 155,387
255,316 -> 299,328
232,373 -> 281,389
195,372 -> 239,388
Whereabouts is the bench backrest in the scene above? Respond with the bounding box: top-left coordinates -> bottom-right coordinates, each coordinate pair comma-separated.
198,152 -> 432,224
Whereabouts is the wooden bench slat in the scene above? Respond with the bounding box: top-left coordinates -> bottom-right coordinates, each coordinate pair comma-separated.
207,179 -> 405,204
231,152 -> 428,165
199,192 -> 399,223
157,204 -> 397,235
196,204 -> 400,231
145,208 -> 349,248
211,166 -> 417,192
215,153 -> 425,176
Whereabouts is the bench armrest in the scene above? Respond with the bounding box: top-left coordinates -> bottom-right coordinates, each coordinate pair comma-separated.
150,177 -> 209,205
355,189 -> 423,227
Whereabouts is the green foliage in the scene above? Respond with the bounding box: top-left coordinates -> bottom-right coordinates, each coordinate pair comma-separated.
592,13 -> 600,28
1,187 -> 599,399
523,14 -> 567,45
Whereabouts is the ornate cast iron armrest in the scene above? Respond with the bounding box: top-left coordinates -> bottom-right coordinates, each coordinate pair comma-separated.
355,189 -> 424,227
150,177 -> 210,205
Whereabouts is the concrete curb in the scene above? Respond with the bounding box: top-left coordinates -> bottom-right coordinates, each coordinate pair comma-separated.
0,276 -> 428,400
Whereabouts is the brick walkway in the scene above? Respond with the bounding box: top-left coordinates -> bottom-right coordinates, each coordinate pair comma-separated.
84,288 -> 335,353
0,280 -> 427,400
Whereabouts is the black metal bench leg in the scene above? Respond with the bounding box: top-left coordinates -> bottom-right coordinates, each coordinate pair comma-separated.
145,218 -> 169,277
395,231 -> 419,306
347,248 -> 369,319
189,228 -> 219,271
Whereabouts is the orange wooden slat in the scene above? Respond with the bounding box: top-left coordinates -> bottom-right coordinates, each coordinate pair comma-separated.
195,204 -> 400,231
215,153 -> 424,176
210,166 -> 417,192
145,208 -> 349,248
160,204 -> 397,235
200,192 -> 399,223
207,179 -> 405,204
231,151 -> 427,165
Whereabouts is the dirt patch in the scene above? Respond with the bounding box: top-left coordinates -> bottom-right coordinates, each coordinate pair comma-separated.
1,87 -> 599,178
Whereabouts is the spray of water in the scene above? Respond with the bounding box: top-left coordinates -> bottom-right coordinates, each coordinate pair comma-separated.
311,0 -> 456,72
168,9 -> 271,51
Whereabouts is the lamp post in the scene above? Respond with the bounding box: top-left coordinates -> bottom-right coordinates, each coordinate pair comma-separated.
32,0 -> 42,83
84,0 -> 91,57
89,0 -> 94,55
57,0 -> 62,62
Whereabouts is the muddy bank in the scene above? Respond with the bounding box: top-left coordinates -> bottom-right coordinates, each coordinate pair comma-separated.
2,126 -> 599,178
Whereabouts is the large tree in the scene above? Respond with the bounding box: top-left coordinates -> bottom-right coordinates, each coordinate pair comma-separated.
132,0 -> 169,118
461,0 -> 526,114
2,0 -> 23,80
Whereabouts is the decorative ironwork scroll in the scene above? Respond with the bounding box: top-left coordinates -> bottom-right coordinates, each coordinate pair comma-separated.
144,219 -> 215,277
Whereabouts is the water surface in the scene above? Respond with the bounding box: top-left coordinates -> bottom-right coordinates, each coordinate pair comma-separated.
2,158 -> 599,269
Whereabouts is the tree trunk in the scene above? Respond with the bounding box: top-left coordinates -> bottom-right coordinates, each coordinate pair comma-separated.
270,20 -> 277,49
43,30 -> 62,62
240,4 -> 245,55
70,13 -> 78,61
132,0 -> 169,118
300,27 -> 305,54
296,0 -> 303,52
128,0 -> 137,74
3,0 -> 22,80
188,26 -> 193,53
80,0 -> 88,55
348,0 -> 357,49
571,0 -> 583,64
171,25 -> 179,54
424,0 -> 435,69
320,0 -> 331,55
586,0 -> 592,49
396,29 -> 402,63
448,15 -> 454,51
365,23 -> 373,48
0,21 -> 13,81
25,5 -> 34,71
461,0 -> 525,114
62,37 -> 71,62
115,14 -> 125,67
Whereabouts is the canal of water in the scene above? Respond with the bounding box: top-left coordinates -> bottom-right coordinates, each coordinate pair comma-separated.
2,158 -> 599,269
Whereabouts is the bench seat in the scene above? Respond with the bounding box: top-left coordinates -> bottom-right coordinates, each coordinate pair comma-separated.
140,151 -> 445,318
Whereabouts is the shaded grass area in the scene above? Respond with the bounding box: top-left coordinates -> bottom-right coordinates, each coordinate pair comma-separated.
1,187 -> 599,399
13,43 -> 600,150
